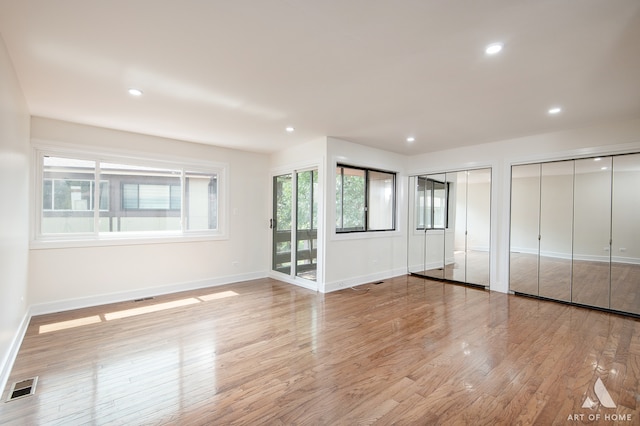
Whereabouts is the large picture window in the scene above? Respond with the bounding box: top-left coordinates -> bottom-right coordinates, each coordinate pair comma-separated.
38,154 -> 222,239
336,165 -> 396,233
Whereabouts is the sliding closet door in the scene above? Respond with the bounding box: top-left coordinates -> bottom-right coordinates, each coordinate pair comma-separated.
445,172 -> 467,282
510,164 -> 540,295
423,173 -> 446,279
611,154 -> 640,314
408,176 -> 427,275
538,161 -> 573,302
572,157 -> 612,309
466,168 -> 491,286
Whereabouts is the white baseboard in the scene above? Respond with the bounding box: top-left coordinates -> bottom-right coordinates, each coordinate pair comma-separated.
323,268 -> 407,293
267,271 -> 318,291
1,308 -> 31,399
29,271 -> 267,316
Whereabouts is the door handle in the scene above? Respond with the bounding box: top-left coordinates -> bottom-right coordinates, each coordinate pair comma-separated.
270,219 -> 274,229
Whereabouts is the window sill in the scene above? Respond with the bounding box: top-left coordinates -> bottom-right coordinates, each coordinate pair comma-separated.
30,232 -> 228,250
331,229 -> 402,241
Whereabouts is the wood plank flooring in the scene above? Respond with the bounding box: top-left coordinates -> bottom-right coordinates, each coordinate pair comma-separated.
2,275 -> 640,425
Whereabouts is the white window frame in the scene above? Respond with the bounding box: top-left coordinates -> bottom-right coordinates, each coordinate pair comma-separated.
31,144 -> 228,248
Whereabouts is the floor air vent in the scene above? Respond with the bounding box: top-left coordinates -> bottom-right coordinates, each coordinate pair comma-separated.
6,377 -> 38,402
373,281 -> 384,285
133,297 -> 154,302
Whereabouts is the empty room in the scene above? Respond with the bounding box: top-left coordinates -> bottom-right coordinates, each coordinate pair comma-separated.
1,1 -> 640,424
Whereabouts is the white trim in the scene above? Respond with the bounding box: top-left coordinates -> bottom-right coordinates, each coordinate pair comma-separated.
32,138 -> 228,170
267,271 -> 318,292
0,309 -> 31,398
29,271 -> 267,316
323,268 -> 406,293
30,233 -> 228,250
406,163 -> 495,180
31,142 -> 229,246
269,162 -> 324,289
506,141 -> 640,168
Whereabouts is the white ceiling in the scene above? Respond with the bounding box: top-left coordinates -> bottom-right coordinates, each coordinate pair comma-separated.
1,0 -> 639,155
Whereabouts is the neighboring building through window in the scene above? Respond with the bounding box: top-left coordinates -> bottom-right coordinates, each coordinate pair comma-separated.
39,155 -> 220,238
336,165 -> 396,233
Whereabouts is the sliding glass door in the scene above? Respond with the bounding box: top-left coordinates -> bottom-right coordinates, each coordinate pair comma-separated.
272,174 -> 292,275
272,169 -> 318,283
295,170 -> 318,280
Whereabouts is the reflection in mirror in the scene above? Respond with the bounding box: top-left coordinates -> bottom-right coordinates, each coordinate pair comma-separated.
611,154 -> 640,315
445,172 -> 467,282
407,176 -> 426,275
422,173 -> 446,279
538,161 -> 573,302
510,164 -> 540,295
572,157 -> 611,309
466,168 -> 491,286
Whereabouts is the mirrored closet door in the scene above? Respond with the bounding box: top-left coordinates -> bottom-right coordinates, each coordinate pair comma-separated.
509,154 -> 640,316
408,168 -> 491,287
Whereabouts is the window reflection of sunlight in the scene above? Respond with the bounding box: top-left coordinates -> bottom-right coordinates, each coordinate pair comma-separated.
104,298 -> 201,321
198,290 -> 239,301
39,315 -> 102,334
38,289 -> 240,333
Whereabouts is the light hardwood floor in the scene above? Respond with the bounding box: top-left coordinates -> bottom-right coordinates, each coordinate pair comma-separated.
2,276 -> 640,425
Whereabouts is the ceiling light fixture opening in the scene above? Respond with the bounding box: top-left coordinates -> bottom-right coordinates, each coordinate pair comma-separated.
406,137 -> 415,143
285,126 -> 295,133
548,107 -> 562,115
485,42 -> 504,55
128,88 -> 143,97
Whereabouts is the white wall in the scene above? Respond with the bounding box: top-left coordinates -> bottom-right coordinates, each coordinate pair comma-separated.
0,35 -> 30,392
28,118 -> 271,311
408,116 -> 640,293
324,137 -> 407,292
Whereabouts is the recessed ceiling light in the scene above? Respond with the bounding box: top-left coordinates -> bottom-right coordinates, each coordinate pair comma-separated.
548,107 -> 562,115
594,157 -> 602,161
406,137 -> 415,143
601,166 -> 608,171
485,42 -> 504,55
128,88 -> 143,96
285,126 -> 295,133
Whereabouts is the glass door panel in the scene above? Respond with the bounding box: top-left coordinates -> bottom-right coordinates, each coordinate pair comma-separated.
510,164 -> 541,295
295,170 -> 318,281
539,161 -> 573,302
466,168 -> 491,286
445,172 -> 467,282
572,157 -> 612,309
272,174 -> 292,275
611,154 -> 640,314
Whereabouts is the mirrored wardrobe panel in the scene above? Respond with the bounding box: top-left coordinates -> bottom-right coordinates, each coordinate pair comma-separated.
572,157 -> 612,309
539,161 -> 573,302
509,164 -> 540,295
408,168 -> 491,287
611,154 -> 640,315
510,154 -> 640,316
